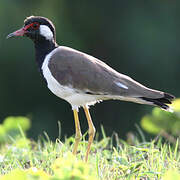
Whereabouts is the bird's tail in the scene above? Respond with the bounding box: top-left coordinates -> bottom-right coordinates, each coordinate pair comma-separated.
140,93 -> 175,112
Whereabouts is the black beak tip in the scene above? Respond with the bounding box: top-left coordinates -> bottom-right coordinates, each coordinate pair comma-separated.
6,33 -> 14,39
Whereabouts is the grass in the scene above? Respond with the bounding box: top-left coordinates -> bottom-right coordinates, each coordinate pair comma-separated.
0,127 -> 180,180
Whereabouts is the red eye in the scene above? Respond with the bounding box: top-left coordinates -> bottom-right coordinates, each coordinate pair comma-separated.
32,22 -> 39,29
23,22 -> 40,31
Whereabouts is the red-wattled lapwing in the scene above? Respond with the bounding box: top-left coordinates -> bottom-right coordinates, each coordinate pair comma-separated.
7,16 -> 175,161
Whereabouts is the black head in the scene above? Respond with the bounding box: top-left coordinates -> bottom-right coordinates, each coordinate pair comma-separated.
7,16 -> 56,43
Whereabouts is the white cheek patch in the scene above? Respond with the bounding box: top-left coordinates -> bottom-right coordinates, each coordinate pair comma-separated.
39,25 -> 53,40
115,82 -> 128,89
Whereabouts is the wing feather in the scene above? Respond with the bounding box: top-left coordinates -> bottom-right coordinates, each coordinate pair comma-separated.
48,46 -> 165,99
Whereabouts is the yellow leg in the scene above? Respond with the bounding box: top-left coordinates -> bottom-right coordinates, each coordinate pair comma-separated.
72,109 -> 82,155
83,106 -> 96,162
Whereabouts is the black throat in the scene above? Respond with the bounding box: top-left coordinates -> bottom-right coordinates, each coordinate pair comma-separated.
34,38 -> 58,74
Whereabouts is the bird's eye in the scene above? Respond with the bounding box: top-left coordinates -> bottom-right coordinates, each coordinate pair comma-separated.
32,22 -> 39,30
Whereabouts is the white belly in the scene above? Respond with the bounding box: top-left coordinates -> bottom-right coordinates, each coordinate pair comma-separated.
41,49 -> 100,110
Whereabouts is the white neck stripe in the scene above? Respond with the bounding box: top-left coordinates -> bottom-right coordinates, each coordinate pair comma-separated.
39,25 -> 53,40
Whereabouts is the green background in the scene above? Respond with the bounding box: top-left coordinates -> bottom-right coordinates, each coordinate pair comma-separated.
0,0 -> 179,140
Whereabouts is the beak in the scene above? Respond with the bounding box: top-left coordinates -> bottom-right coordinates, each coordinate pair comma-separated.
6,27 -> 26,39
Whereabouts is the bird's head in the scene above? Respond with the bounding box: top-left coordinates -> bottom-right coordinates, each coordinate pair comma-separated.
7,16 -> 56,43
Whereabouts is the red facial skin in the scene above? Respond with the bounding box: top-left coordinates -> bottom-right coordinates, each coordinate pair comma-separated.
7,22 -> 40,38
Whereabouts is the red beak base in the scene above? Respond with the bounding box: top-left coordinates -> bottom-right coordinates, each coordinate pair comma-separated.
6,28 -> 26,39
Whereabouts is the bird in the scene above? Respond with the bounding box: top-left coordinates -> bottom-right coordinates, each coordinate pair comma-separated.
7,16 -> 175,162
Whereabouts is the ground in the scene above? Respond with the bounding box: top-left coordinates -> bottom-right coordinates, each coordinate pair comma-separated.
0,126 -> 180,180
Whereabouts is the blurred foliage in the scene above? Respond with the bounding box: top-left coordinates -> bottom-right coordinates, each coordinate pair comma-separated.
163,170 -> 180,180
0,116 -> 31,143
0,0 -> 179,139
1,158 -> 98,180
0,131 -> 180,179
1,168 -> 50,180
141,98 -> 180,136
52,153 -> 98,180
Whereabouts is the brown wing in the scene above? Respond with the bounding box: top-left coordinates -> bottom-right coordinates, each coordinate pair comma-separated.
48,46 -> 165,98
